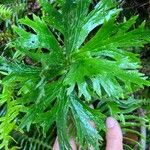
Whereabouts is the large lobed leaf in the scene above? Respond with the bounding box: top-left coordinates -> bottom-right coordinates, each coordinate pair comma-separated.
0,0 -> 150,149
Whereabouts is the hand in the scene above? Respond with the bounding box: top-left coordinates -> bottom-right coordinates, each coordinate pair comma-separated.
53,117 -> 123,150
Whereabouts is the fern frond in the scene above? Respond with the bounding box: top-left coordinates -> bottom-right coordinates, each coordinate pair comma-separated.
97,97 -> 148,149
0,101 -> 22,150
12,128 -> 54,150
0,5 -> 12,20
0,57 -> 41,149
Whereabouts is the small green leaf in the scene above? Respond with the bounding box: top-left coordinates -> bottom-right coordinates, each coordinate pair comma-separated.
39,0 -> 64,33
56,92 -> 71,150
70,95 -> 105,149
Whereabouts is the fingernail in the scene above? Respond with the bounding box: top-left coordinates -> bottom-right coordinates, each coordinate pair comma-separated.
106,117 -> 116,128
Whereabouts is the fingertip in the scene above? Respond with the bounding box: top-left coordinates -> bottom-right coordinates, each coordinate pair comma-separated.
106,117 -> 116,128
52,138 -> 59,150
106,117 -> 123,150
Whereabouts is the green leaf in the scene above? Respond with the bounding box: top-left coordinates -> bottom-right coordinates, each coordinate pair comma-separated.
64,58 -> 149,99
0,56 -> 40,75
19,80 -> 62,130
39,0 -> 64,33
13,15 -> 64,67
56,91 -> 71,150
76,0 -> 120,49
34,101 -> 59,133
62,0 -> 91,54
63,0 -> 119,54
0,101 -> 22,150
13,15 -> 64,66
0,4 -> 12,20
80,16 -> 150,53
70,94 -> 105,149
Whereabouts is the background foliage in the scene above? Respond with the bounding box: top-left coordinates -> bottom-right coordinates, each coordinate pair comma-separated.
0,0 -> 150,150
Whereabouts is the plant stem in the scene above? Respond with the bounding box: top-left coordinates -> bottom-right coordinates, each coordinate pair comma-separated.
139,108 -> 146,150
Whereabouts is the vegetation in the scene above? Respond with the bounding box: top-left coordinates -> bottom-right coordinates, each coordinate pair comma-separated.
0,0 -> 150,149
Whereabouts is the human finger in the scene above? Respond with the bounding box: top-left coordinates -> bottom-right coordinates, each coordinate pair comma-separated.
106,117 -> 123,150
